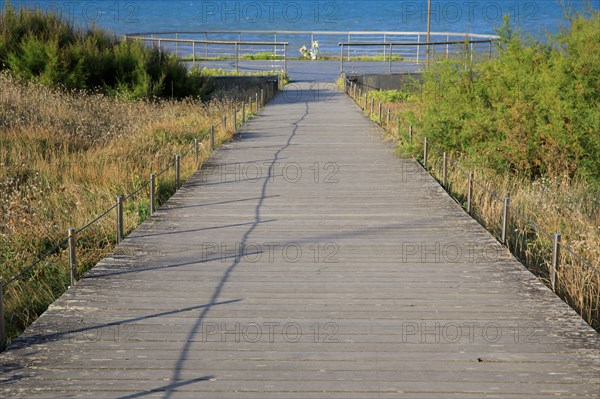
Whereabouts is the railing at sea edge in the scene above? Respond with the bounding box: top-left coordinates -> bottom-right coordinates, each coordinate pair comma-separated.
0,82 -> 280,351
123,30 -> 500,72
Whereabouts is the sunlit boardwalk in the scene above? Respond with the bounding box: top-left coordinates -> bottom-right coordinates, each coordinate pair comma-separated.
1,82 -> 598,398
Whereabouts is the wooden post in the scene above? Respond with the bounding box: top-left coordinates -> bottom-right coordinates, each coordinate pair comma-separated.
175,155 -> 181,189
423,137 -> 428,170
194,139 -> 199,164
210,125 -> 215,151
68,228 -> 77,286
0,279 -> 4,351
378,102 -> 382,124
442,152 -> 447,188
501,197 -> 510,245
150,173 -> 156,215
116,196 -> 124,243
551,234 -> 561,292
242,102 -> 246,123
467,172 -> 474,214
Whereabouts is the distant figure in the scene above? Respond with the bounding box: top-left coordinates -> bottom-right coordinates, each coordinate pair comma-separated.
300,41 -> 319,60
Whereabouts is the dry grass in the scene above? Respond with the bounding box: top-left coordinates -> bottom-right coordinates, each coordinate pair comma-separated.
349,87 -> 600,331
0,72 -> 262,344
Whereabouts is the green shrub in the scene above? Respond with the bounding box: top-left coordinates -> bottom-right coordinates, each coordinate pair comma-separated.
0,3 -> 210,99
414,11 -> 599,183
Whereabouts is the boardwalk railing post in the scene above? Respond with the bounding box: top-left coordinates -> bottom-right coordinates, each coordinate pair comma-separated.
150,173 -> 156,215
370,97 -> 374,116
68,228 -> 77,286
386,109 -> 391,127
194,138 -> 199,164
261,89 -> 264,107
423,137 -> 428,170
175,155 -> 181,189
501,197 -> 510,245
255,92 -> 259,112
116,195 -> 124,243
442,152 -> 447,188
249,97 -> 253,113
551,233 -> 561,292
242,102 -> 246,123
467,172 -> 474,214
378,102 -> 382,124
363,93 -> 367,110
210,125 -> 215,151
0,278 -> 4,351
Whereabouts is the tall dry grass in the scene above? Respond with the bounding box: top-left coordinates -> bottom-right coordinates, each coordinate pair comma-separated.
347,85 -> 600,331
0,72 -> 262,344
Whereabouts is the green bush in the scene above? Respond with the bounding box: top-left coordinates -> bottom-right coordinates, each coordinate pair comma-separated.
414,11 -> 599,183
0,3 -> 210,99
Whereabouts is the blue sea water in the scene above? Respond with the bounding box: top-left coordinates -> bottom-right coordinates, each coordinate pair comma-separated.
4,1 -> 598,37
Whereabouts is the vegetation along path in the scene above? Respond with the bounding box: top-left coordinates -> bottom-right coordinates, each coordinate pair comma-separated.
0,82 -> 598,398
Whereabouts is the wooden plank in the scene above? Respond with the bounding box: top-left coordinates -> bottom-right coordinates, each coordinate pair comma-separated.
0,82 -> 598,398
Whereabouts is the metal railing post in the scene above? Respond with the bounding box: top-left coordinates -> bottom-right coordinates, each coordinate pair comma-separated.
150,173 -> 156,215
388,44 -> 393,74
175,155 -> 181,189
68,228 -> 77,286
192,41 -> 196,67
340,44 -> 344,74
283,44 -> 287,73
210,125 -> 215,151
242,102 -> 246,123
467,172 -> 474,214
502,197 -> 510,245
235,43 -> 239,73
116,195 -> 124,243
194,138 -> 199,164
0,279 -> 4,351
423,137 -> 428,170
442,152 -> 447,188
551,234 -> 561,292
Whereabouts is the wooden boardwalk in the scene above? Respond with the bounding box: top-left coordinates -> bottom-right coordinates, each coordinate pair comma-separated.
1,82 -> 598,398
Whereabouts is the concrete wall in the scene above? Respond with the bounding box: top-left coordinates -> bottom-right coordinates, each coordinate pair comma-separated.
345,73 -> 423,91
209,75 -> 280,93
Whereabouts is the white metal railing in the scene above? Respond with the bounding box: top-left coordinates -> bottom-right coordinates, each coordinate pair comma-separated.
124,30 -> 500,72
